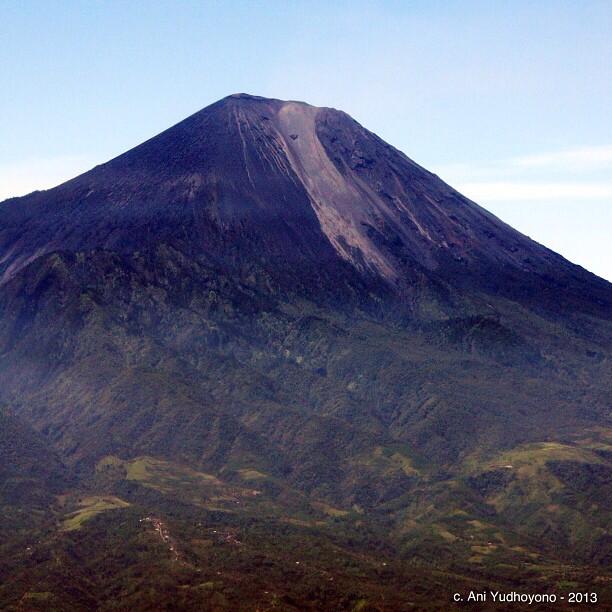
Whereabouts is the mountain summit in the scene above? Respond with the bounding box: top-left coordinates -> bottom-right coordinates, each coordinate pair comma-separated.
1,94 -> 609,317
0,95 -> 611,609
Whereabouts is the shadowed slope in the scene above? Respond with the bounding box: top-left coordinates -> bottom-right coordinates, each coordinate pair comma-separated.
0,408 -> 70,508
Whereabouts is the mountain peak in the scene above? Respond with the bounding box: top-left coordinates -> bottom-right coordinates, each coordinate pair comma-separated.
223,92 -> 312,106
223,92 -> 277,103
217,93 -> 323,117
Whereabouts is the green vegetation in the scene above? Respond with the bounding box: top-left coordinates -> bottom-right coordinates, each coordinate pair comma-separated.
311,501 -> 349,517
236,468 -> 267,481
0,244 -> 610,609
62,495 -> 130,531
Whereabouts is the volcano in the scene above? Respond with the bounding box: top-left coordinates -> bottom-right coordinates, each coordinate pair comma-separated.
0,95 -> 610,610
2,94 -> 609,315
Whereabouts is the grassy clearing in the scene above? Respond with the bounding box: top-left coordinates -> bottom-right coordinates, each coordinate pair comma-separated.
21,592 -> 54,602
96,455 -> 223,493
495,442 -> 602,472
311,501 -> 349,517
471,544 -> 497,554
95,455 -> 264,509
96,455 -> 124,471
351,445 -> 419,478
433,524 -> 458,542
62,496 -> 130,531
237,468 -> 267,481
480,442 -> 605,511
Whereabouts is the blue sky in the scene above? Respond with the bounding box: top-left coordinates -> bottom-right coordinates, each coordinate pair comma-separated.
2,0 -> 611,279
